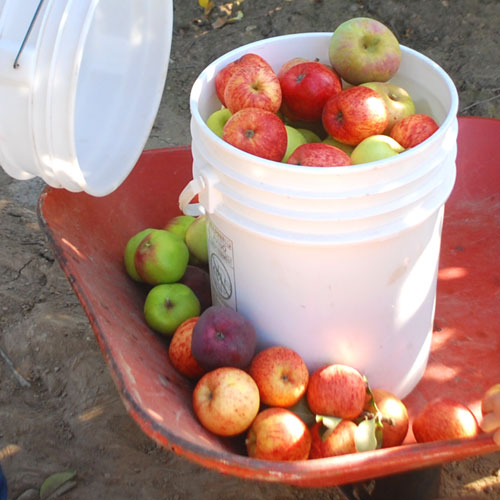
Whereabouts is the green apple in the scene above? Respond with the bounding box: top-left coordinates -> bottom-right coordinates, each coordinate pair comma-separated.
185,215 -> 208,264
297,128 -> 321,143
282,125 -> 307,162
144,283 -> 201,336
329,17 -> 401,85
134,229 -> 189,285
206,108 -> 232,138
164,215 -> 195,241
323,135 -> 354,156
351,134 -> 404,165
361,82 -> 416,133
124,228 -> 154,282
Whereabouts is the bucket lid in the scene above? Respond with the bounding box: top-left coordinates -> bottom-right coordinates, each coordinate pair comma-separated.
0,0 -> 173,196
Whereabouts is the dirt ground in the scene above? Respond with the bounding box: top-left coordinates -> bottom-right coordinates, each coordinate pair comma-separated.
1,1 -> 499,499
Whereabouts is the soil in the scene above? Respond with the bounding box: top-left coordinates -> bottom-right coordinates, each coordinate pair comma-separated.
1,1 -> 499,499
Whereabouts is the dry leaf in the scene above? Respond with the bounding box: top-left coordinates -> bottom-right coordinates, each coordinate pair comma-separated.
227,10 -> 244,23
212,16 -> 229,29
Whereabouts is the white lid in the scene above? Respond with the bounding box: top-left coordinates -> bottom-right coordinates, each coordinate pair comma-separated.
0,0 -> 173,196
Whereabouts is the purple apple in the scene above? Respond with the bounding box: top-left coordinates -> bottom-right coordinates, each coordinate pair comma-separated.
178,265 -> 212,312
191,306 -> 257,370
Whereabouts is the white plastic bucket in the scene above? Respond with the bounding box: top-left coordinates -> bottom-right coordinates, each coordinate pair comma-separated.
182,33 -> 459,398
0,0 -> 173,196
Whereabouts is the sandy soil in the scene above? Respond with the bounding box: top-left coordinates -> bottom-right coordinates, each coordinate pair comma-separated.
1,1 -> 499,499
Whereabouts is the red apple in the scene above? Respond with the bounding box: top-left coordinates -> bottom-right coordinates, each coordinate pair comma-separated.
364,388 -> 409,448
306,364 -> 367,419
287,142 -> 352,167
249,346 -> 309,408
222,107 -> 287,162
279,61 -> 342,122
193,366 -> 260,437
322,86 -> 389,146
412,398 -> 479,443
246,407 -> 312,461
168,317 -> 205,380
390,113 -> 439,148
224,64 -> 282,114
215,53 -> 272,107
309,419 -> 357,459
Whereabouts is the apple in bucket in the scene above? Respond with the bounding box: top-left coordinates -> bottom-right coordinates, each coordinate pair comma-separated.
287,142 -> 352,167
322,86 -> 389,146
279,60 -> 342,122
224,63 -> 282,114
282,125 -> 307,162
361,82 -> 416,133
351,134 -> 404,164
222,107 -> 288,162
328,17 -> 402,85
390,113 -> 439,148
215,53 -> 273,107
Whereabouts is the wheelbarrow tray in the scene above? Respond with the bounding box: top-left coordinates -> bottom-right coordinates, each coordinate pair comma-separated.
37,116 -> 500,487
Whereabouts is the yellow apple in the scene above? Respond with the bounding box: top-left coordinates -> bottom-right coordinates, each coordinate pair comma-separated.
323,135 -> 354,156
361,82 -> 415,133
351,134 -> 404,165
206,108 -> 232,138
282,125 -> 307,162
193,367 -> 260,437
249,345 -> 309,407
246,407 -> 311,461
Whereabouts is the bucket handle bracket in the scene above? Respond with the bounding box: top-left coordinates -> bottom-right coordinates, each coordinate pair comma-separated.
179,176 -> 206,216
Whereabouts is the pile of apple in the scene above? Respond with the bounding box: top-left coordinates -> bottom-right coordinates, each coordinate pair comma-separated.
123,219 -> 495,461
165,304 -> 485,461
206,17 -> 439,167
123,214 -> 213,336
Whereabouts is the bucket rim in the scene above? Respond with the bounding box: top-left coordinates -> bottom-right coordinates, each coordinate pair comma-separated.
190,32 -> 459,176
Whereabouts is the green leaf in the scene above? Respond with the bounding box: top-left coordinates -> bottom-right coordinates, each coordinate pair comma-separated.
40,471 -> 77,500
288,397 -> 316,427
315,414 -> 342,430
355,419 -> 379,452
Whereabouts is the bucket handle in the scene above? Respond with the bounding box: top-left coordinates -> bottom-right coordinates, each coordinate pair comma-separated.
179,176 -> 206,216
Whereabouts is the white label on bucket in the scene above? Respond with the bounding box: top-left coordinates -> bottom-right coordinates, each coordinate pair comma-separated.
207,218 -> 237,309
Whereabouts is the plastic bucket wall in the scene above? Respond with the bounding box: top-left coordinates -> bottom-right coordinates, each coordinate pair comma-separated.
185,33 -> 459,397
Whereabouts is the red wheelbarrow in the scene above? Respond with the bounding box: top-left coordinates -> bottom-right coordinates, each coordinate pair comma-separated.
37,117 -> 500,497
